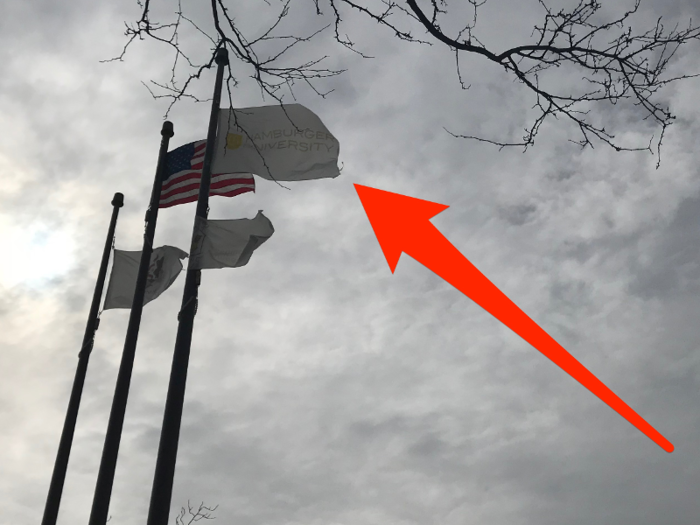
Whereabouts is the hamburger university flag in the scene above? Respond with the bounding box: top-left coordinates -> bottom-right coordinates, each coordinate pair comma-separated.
212,104 -> 340,182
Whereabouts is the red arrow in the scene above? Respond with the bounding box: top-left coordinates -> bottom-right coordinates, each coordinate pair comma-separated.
355,184 -> 673,453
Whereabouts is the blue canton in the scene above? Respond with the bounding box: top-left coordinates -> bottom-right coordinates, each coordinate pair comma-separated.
164,142 -> 196,182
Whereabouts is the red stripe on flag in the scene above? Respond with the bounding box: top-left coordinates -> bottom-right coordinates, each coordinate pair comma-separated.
159,193 -> 199,209
162,181 -> 202,199
162,169 -> 205,189
212,187 -> 255,198
162,174 -> 254,197
210,178 -> 256,190
158,170 -> 255,209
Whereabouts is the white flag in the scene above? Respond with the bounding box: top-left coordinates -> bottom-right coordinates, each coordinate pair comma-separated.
212,104 -> 340,181
190,211 -> 274,270
103,246 -> 188,310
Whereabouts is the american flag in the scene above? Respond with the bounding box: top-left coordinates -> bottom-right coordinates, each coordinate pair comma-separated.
159,140 -> 255,208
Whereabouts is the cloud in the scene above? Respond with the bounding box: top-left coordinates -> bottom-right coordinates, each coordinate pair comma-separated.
2,1 -> 700,525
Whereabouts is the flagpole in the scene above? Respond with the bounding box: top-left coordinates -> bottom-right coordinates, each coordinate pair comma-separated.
88,121 -> 174,525
40,193 -> 124,525
145,47 -> 229,525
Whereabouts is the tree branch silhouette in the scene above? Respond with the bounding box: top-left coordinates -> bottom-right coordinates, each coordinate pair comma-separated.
175,500 -> 218,525
107,0 -> 700,166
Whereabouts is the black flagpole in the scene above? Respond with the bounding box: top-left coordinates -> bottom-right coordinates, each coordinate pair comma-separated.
88,121 -> 174,525
145,47 -> 228,525
40,192 -> 124,525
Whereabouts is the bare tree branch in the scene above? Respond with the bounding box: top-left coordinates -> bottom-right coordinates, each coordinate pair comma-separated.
175,500 -> 218,525
403,0 -> 700,166
107,0 -> 700,166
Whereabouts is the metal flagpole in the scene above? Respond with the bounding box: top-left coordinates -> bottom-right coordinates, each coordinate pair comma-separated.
88,121 -> 174,525
145,47 -> 229,525
40,192 -> 124,525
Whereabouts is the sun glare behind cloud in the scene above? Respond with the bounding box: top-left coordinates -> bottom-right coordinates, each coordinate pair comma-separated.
0,219 -> 75,289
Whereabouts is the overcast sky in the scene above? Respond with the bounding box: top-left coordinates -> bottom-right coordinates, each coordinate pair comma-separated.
2,0 -> 700,524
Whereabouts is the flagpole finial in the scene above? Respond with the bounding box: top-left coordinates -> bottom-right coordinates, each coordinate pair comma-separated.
215,47 -> 229,66
111,193 -> 124,208
161,121 -> 174,138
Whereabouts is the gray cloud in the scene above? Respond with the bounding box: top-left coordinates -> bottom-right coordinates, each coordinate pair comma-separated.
2,1 -> 700,525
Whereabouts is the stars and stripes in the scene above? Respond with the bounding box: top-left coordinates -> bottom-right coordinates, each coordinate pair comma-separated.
159,140 -> 255,208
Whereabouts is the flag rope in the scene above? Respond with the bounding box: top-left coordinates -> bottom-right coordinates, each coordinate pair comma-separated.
176,296 -> 196,321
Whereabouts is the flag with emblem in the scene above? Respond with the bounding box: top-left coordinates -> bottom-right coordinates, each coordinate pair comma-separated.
212,104 -> 340,182
159,140 -> 255,208
103,246 -> 188,309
